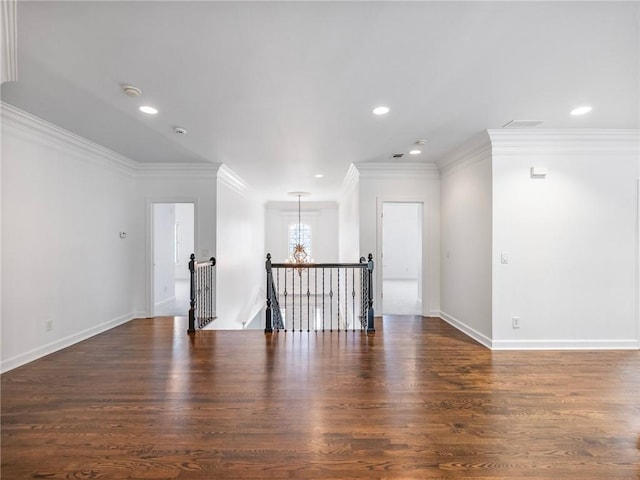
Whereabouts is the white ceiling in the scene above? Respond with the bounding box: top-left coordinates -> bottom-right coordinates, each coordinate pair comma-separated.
2,1 -> 638,201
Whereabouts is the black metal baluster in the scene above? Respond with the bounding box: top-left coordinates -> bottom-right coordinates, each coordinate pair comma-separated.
292,267 -> 295,332
299,267 -> 303,332
306,267 -> 310,332
322,268 -> 325,332
367,253 -> 375,334
352,267 -> 356,332
329,269 -> 333,332
337,268 -> 341,332
314,268 -> 318,332
202,266 -> 206,327
283,268 -> 288,332
276,267 -> 280,330
188,254 -> 196,333
265,254 -> 273,333
344,267 -> 348,331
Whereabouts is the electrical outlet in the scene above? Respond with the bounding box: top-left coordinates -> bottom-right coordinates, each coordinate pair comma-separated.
512,317 -> 520,329
45,320 -> 53,332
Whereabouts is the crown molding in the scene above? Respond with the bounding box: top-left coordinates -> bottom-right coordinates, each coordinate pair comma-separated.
353,161 -> 439,179
2,102 -> 224,180
339,163 -> 360,199
1,0 -> 18,84
487,129 -> 640,156
266,201 -> 338,211
438,131 -> 492,177
136,162 -> 220,179
1,102 -> 137,176
217,164 -> 263,203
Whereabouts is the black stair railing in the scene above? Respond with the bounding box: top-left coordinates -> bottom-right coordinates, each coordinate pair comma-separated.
265,253 -> 375,334
188,254 -> 216,333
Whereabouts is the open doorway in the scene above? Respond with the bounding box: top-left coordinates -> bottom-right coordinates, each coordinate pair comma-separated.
153,203 -> 195,316
381,202 -> 423,315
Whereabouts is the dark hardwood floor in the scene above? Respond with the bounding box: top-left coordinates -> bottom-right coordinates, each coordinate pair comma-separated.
2,316 -> 639,479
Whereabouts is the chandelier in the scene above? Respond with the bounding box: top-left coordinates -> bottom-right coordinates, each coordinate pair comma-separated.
287,192 -> 312,265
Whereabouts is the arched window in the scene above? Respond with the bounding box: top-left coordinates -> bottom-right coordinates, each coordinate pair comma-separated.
288,223 -> 312,258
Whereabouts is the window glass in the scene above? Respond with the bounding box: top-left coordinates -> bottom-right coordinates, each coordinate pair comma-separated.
288,223 -> 312,257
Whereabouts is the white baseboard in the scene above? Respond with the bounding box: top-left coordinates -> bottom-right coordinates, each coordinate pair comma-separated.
438,311 -> 493,349
154,296 -> 176,308
437,311 -> 639,350
492,339 -> 640,350
1,313 -> 135,373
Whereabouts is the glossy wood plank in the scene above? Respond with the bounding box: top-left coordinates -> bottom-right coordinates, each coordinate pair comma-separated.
2,316 -> 639,479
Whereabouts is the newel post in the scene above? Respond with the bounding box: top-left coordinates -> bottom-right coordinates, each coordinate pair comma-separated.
366,253 -> 375,334
188,253 -> 196,334
265,253 -> 273,334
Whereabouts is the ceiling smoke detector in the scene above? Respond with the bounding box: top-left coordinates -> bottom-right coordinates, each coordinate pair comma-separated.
122,85 -> 142,97
174,127 -> 187,135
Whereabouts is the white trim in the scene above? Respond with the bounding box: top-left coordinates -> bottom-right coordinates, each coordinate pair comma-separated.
1,102 -> 137,175
136,162 -> 220,178
154,296 -> 176,308
146,198 -> 200,317
1,0 -> 18,84
491,339 -> 640,351
439,132 -> 492,177
438,312 -> 639,351
637,178 -> 640,347
376,196 -> 430,317
1,103 -> 224,180
216,164 -> 248,194
266,201 -> 337,212
439,311 -> 493,349
354,161 -> 439,179
339,163 -> 360,200
488,129 -> 640,156
217,164 -> 263,204
0,313 -> 136,373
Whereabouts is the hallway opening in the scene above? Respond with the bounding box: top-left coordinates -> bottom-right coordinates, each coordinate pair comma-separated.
152,203 -> 195,316
381,202 -> 423,315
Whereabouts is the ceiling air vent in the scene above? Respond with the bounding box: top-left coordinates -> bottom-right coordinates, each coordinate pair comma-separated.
502,120 -> 543,128
391,153 -> 404,158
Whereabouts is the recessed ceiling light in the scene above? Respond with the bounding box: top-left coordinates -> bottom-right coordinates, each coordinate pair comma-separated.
314,174 -> 324,178
570,105 -> 592,116
409,149 -> 421,155
139,105 -> 158,115
373,106 -> 390,115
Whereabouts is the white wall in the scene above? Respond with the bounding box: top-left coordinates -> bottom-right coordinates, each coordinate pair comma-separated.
134,166 -> 218,316
1,105 -> 137,372
439,133 -> 493,346
338,165 -> 360,263
175,203 -> 195,280
153,203 -> 176,306
265,201 -> 339,263
355,162 -> 440,317
490,130 -> 639,349
1,105 -> 221,371
215,166 -> 265,329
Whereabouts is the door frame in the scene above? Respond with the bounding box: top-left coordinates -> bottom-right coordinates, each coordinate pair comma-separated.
376,196 -> 428,316
146,198 -> 199,317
